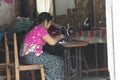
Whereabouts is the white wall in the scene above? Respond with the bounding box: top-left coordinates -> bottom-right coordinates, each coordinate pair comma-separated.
55,0 -> 75,15
112,0 -> 120,80
0,0 -> 15,26
106,0 -> 115,79
106,0 -> 120,80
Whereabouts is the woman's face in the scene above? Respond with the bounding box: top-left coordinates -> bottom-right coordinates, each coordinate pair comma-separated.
44,20 -> 52,29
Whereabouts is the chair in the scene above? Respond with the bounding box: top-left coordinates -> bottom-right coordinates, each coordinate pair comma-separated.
4,32 -> 45,80
0,63 -> 6,80
0,42 -> 7,80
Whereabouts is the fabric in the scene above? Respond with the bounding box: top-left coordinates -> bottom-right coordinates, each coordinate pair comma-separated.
20,52 -> 64,80
13,19 -> 32,33
75,28 -> 106,43
20,25 -> 49,56
36,0 -> 53,15
4,0 -> 13,4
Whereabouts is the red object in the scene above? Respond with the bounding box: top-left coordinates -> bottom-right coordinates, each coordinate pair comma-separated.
4,0 -> 13,4
78,31 -> 82,37
101,29 -> 106,38
48,25 -> 60,36
90,30 -> 94,37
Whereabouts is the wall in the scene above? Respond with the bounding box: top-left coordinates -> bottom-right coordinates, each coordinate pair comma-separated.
0,0 -> 15,26
20,0 -> 37,20
93,0 -> 106,27
55,0 -> 75,15
54,0 -> 106,30
106,0 -> 120,80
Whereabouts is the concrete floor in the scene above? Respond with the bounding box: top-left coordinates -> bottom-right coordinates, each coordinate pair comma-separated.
0,76 -> 110,80
0,70 -> 110,80
85,76 -> 110,80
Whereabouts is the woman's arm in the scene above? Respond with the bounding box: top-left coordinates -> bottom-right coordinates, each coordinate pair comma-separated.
42,34 -> 64,45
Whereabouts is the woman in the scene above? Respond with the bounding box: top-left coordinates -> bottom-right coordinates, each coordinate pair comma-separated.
20,12 -> 65,80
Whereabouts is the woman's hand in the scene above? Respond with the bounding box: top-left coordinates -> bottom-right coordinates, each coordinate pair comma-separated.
60,34 -> 65,39
43,34 -> 65,45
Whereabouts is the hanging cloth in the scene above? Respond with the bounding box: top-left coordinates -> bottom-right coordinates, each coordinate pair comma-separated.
4,0 -> 13,4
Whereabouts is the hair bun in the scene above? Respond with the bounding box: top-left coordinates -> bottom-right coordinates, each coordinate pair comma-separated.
33,18 -> 39,25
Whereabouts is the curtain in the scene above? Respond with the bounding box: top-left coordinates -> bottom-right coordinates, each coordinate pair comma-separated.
36,0 -> 53,15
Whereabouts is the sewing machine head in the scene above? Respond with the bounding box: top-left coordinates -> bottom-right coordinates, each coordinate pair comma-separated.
59,24 -> 75,43
48,23 -> 75,44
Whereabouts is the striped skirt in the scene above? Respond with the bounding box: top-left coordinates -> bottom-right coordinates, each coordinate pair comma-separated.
20,52 -> 64,80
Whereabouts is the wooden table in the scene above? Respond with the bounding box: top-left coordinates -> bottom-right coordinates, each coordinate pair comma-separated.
73,29 -> 108,76
58,40 -> 88,80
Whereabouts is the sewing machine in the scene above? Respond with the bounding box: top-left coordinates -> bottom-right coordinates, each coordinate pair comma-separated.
58,24 -> 75,44
49,23 -> 76,44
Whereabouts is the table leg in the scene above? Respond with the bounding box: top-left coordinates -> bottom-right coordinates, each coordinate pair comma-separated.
64,48 -> 71,80
94,44 -> 98,76
64,48 -> 67,80
64,47 -> 82,80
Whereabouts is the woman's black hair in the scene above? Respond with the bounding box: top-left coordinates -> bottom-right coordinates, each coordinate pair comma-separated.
26,12 -> 53,33
34,12 -> 53,25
